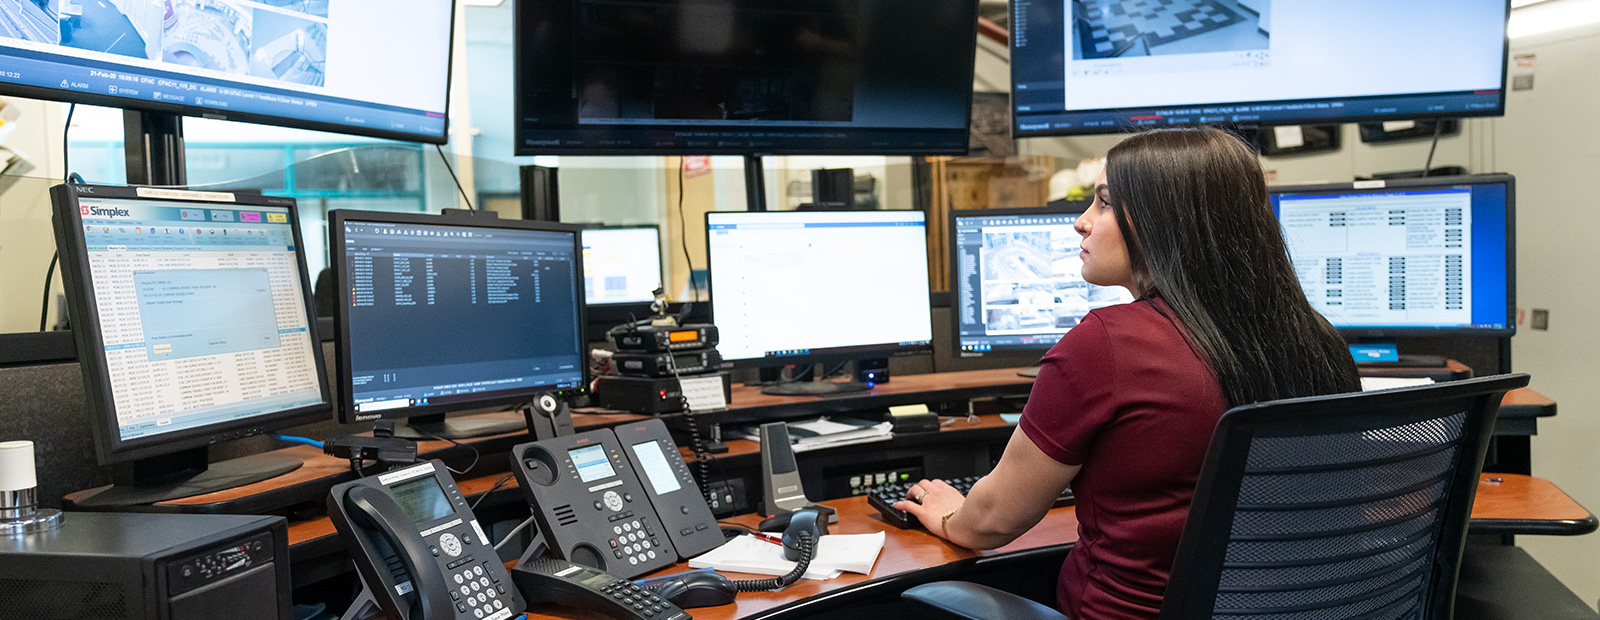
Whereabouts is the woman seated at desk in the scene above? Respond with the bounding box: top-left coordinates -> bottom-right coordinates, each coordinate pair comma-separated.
895,127 -> 1360,620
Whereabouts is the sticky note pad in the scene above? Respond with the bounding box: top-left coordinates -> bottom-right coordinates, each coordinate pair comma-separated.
889,404 -> 931,416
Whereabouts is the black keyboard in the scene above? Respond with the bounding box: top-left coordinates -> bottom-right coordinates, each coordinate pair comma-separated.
867,476 -> 1075,529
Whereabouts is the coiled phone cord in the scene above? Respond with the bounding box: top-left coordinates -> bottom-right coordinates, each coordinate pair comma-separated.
729,532 -> 814,592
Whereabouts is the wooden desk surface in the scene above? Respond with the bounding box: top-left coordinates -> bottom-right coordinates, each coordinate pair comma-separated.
519,496 -> 1082,620
1470,473 -> 1598,536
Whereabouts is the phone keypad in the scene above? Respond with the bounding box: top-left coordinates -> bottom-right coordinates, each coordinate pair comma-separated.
606,519 -> 663,566
453,561 -> 507,620
599,580 -> 672,617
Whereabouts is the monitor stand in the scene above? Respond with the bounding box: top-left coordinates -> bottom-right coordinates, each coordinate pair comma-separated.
66,447 -> 303,509
757,361 -> 876,396
1017,366 -> 1042,378
392,412 -> 525,440
760,380 -> 874,396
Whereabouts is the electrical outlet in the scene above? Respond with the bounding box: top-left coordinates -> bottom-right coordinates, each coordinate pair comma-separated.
1531,308 -> 1549,331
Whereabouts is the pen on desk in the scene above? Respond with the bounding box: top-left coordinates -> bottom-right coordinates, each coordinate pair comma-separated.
751,532 -> 783,546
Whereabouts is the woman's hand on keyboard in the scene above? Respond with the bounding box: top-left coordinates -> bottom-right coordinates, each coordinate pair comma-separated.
893,479 -> 965,537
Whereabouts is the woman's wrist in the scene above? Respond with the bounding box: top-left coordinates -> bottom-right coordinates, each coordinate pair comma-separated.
940,509 -> 959,540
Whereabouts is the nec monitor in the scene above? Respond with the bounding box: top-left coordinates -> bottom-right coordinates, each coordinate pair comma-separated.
49,184 -> 331,507
331,210 -> 587,437
706,210 -> 933,392
1269,174 -> 1514,336
950,208 -> 1135,356
1011,0 -> 1509,135
0,0 -> 454,143
513,0 -> 979,155
582,226 -> 663,306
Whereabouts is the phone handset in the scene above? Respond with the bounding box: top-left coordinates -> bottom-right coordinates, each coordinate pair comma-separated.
341,485 -> 455,620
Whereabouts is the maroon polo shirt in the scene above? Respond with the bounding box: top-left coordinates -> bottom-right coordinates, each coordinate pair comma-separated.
1019,297 -> 1227,620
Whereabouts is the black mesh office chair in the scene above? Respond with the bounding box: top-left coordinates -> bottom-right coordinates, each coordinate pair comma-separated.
902,373 -> 1530,620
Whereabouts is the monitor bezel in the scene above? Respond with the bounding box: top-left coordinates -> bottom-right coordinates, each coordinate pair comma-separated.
1269,173 -> 1517,338
1009,2 -> 1511,138
704,209 -> 935,368
329,209 -> 590,425
510,0 -> 979,156
580,224 -> 666,307
49,183 -> 333,465
0,2 -> 458,145
948,204 -> 1111,357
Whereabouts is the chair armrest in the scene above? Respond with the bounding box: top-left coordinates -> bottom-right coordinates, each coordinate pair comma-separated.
902,581 -> 1069,620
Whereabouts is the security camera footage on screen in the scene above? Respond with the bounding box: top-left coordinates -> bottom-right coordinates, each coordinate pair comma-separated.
953,212 -> 1134,354
75,198 -> 323,441
0,0 -> 451,140
1011,0 -> 1507,133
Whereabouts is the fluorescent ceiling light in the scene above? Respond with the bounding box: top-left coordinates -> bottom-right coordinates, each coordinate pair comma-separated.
1509,0 -> 1600,38
462,0 -> 504,6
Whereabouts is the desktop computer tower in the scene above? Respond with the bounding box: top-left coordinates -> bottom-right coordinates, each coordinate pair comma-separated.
0,512 -> 289,620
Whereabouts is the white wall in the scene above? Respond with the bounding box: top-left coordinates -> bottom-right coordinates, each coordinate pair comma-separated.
1487,20 -> 1600,612
0,97 -> 65,334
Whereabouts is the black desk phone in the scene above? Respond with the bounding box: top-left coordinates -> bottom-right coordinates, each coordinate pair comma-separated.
328,460 -> 525,620
510,421 -> 720,579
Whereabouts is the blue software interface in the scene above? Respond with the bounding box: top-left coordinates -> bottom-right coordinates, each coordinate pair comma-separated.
341,220 -> 585,417
1271,182 -> 1510,331
76,197 -> 323,441
951,212 -> 1134,353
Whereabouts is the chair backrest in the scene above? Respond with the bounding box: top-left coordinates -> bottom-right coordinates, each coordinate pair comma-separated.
1160,373 -> 1530,620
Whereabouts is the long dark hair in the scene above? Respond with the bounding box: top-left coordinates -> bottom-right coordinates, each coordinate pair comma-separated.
1105,127 -> 1359,407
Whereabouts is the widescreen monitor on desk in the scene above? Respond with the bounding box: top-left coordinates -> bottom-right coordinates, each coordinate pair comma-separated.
331,210 -> 588,438
49,184 -> 331,508
706,210 -> 933,395
949,208 -> 1135,358
1269,174 -> 1514,337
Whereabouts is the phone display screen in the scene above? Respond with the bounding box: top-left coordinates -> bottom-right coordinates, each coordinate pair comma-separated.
570,444 -> 616,483
629,440 -> 682,496
391,476 -> 455,524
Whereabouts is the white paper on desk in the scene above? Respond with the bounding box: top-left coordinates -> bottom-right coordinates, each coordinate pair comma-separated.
792,431 -> 893,453
688,532 -> 886,580
1360,376 -> 1435,392
680,375 -> 728,412
688,535 -> 838,580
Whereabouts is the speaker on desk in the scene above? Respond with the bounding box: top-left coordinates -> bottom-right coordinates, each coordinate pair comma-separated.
759,422 -> 812,517
523,393 -> 574,441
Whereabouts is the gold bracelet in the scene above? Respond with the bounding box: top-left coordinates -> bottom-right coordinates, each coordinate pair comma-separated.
940,509 -> 958,539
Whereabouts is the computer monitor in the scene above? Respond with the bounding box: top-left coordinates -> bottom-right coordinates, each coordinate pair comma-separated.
582,226 -> 663,306
49,184 -> 331,507
513,0 -> 978,155
706,210 -> 933,395
1269,174 -> 1515,339
331,210 -> 588,438
1011,1 -> 1508,135
0,0 -> 454,142
949,208 -> 1135,364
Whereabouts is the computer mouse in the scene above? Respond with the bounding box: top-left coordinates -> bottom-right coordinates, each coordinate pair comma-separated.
650,570 -> 738,608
